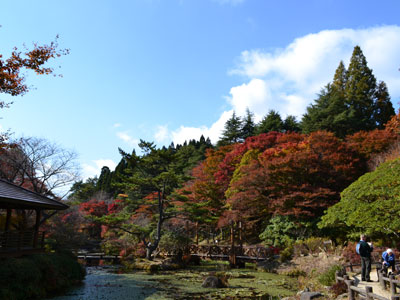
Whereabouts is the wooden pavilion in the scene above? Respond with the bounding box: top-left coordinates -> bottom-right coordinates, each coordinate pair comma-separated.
0,179 -> 68,257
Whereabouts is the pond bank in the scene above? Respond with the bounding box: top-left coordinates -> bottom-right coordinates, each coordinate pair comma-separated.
50,261 -> 297,299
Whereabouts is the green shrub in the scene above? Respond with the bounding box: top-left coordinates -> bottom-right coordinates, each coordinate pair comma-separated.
158,231 -> 191,253
318,264 -> 343,286
283,268 -> 307,277
293,237 -> 326,257
0,252 -> 85,300
279,245 -> 293,262
259,216 -> 297,248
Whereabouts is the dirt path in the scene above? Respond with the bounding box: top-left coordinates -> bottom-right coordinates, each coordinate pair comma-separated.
352,269 -> 391,299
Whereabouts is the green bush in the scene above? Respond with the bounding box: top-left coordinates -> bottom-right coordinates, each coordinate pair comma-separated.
0,251 -> 85,300
158,231 -> 191,253
279,245 -> 294,263
283,268 -> 307,277
293,237 -> 326,256
318,264 -> 343,286
259,216 -> 297,248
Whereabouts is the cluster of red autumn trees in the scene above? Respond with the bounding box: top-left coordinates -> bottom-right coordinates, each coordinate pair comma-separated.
176,124 -> 398,242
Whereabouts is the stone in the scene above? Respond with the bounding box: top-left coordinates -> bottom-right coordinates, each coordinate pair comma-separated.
300,292 -> 323,300
201,276 -> 227,288
256,258 -> 279,273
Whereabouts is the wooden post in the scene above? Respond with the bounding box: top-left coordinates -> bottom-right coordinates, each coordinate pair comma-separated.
4,208 -> 11,231
379,270 -> 386,289
238,221 -> 242,248
33,209 -> 41,248
230,221 -> 236,267
365,286 -> 373,300
390,275 -> 396,296
195,222 -> 199,245
391,296 -> 400,300
344,275 -> 355,300
3,208 -> 11,248
41,231 -> 45,249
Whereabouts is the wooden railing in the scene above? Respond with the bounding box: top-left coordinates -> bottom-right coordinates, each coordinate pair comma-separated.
0,230 -> 45,251
377,269 -> 400,298
187,244 -> 273,261
336,270 -> 400,300
336,273 -> 392,300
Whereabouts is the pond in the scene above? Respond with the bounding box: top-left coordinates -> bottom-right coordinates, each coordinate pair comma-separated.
50,261 -> 297,300
49,267 -> 164,300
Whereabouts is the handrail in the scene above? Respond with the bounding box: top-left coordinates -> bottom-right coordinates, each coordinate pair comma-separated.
0,230 -> 45,250
378,269 -> 400,297
336,272 -> 400,300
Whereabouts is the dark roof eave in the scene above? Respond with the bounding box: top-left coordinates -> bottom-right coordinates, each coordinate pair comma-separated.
0,197 -> 69,210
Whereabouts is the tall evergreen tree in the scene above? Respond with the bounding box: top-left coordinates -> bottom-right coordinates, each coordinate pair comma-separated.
374,81 -> 394,129
256,110 -> 284,134
302,46 -> 394,137
283,115 -> 301,132
241,108 -> 256,140
97,166 -> 112,194
218,111 -> 243,146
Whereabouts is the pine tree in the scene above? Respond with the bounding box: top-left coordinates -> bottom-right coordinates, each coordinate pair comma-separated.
97,166 -> 112,193
302,46 -> 394,137
256,110 -> 284,134
241,108 -> 256,140
283,115 -> 301,132
374,81 -> 395,129
218,111 -> 243,146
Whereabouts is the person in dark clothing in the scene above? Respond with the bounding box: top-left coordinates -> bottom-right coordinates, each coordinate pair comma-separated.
357,234 -> 373,282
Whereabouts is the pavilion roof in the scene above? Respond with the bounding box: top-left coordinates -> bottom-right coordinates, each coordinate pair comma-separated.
0,179 -> 69,210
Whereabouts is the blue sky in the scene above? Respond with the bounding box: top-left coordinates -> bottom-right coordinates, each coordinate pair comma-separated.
1,0 -> 400,183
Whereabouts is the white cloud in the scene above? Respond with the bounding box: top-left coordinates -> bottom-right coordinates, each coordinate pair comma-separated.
154,125 -> 170,143
113,123 -> 122,128
167,25 -> 400,145
82,159 -> 117,180
116,131 -> 139,148
227,78 -> 271,120
172,110 -> 232,145
228,25 -> 400,117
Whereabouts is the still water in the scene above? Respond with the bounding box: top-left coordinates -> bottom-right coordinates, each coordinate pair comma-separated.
50,267 -> 160,300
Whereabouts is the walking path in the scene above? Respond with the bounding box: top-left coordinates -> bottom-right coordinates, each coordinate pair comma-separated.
352,270 -> 391,299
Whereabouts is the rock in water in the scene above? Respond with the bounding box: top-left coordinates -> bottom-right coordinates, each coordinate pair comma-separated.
300,292 -> 323,300
201,276 -> 227,288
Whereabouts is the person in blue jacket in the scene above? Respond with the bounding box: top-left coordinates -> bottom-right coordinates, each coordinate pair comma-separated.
382,248 -> 395,274
357,234 -> 373,282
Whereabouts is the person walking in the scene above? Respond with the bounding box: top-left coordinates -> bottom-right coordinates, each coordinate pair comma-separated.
357,234 -> 373,282
382,248 -> 395,274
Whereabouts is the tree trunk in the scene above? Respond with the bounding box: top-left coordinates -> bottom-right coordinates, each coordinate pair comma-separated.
145,190 -> 165,260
